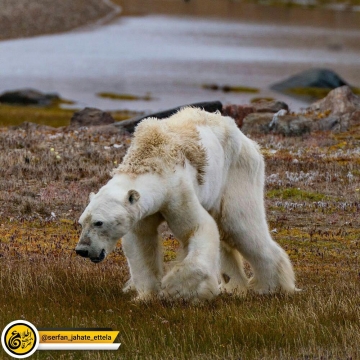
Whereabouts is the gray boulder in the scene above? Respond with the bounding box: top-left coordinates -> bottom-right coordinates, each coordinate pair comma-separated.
241,86 -> 360,136
222,100 -> 289,128
307,85 -> 360,115
70,107 -> 115,128
241,113 -> 274,135
307,86 -> 360,131
252,100 -> 289,113
271,68 -> 349,96
272,114 -> 314,136
242,112 -> 313,136
0,89 -> 60,106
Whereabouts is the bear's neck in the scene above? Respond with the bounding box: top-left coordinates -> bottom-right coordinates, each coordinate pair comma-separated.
113,173 -> 167,219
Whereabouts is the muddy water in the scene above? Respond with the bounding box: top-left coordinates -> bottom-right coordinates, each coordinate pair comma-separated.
0,2 -> 360,114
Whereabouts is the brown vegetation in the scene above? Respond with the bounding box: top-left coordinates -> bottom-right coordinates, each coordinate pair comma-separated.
0,122 -> 359,359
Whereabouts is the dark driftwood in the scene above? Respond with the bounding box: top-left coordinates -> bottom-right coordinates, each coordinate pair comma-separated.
114,101 -> 223,133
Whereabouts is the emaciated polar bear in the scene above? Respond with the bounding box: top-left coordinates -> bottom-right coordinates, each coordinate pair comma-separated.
75,108 -> 296,300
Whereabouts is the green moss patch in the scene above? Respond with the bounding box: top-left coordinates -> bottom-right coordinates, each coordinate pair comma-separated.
97,92 -> 153,101
202,84 -> 259,93
267,187 -> 327,201
287,87 -> 360,100
0,104 -> 136,128
0,104 -> 76,127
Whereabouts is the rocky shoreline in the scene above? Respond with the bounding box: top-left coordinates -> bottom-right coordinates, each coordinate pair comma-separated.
0,0 -> 119,41
1,86 -> 360,138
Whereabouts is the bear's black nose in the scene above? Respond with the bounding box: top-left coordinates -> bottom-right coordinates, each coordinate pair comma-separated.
76,249 -> 89,258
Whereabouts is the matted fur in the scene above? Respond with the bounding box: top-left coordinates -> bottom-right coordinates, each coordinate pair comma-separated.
115,108 -> 227,184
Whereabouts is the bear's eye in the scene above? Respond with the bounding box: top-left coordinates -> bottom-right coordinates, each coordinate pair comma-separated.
94,221 -> 103,227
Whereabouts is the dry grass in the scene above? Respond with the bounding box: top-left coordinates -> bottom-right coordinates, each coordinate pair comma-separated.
0,124 -> 360,359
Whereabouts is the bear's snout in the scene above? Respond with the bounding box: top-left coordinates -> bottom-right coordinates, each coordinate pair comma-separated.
90,249 -> 106,263
75,249 -> 89,258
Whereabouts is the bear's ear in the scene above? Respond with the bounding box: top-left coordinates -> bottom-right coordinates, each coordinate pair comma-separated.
127,190 -> 140,204
89,192 -> 96,202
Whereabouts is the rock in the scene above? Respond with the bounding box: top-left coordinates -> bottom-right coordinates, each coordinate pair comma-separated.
252,100 -> 289,113
307,86 -> 360,131
222,104 -> 254,128
242,112 -> 351,136
241,113 -> 273,135
271,68 -> 349,94
114,101 -> 223,133
221,100 -> 289,128
70,107 -> 115,128
316,116 -> 343,132
307,86 -> 360,115
0,89 -> 60,106
241,86 -> 360,136
272,115 -> 314,136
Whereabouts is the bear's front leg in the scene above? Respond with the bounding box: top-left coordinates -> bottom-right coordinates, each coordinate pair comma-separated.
122,213 -> 163,301
161,206 -> 220,301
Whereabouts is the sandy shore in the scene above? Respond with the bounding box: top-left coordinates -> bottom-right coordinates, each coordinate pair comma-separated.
0,0 -> 120,41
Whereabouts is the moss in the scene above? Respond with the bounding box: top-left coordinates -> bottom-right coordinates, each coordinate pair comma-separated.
287,87 -> 332,99
0,104 -> 136,127
223,85 -> 259,93
267,187 -> 327,201
202,84 -> 259,93
110,110 -> 140,122
0,104 -> 76,127
251,97 -> 275,103
287,87 -> 360,100
97,92 -> 153,101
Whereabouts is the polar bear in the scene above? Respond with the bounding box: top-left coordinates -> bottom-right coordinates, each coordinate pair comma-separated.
75,107 -> 296,301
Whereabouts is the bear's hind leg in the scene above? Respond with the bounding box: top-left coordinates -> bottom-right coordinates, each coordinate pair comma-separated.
222,205 -> 295,294
221,164 -> 296,294
219,241 -> 248,296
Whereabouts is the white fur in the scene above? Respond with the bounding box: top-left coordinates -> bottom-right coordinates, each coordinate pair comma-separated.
76,108 -> 297,301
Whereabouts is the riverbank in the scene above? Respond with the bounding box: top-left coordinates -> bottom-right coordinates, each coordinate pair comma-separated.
0,0 -> 120,41
2,15 -> 360,114
1,1 -> 360,117
116,0 -> 360,30
2,0 -> 360,43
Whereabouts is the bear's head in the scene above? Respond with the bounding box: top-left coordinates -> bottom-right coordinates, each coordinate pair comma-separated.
75,183 -> 140,263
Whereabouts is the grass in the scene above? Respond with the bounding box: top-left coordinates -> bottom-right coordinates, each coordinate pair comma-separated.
0,104 -> 138,127
0,121 -> 360,359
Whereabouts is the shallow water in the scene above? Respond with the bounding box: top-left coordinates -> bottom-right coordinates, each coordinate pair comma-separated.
1,14 -> 360,114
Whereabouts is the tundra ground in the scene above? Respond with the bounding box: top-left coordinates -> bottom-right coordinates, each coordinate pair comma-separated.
0,123 -> 359,359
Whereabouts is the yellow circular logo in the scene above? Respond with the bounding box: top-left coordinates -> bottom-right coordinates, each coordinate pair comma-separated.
1,321 -> 39,358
